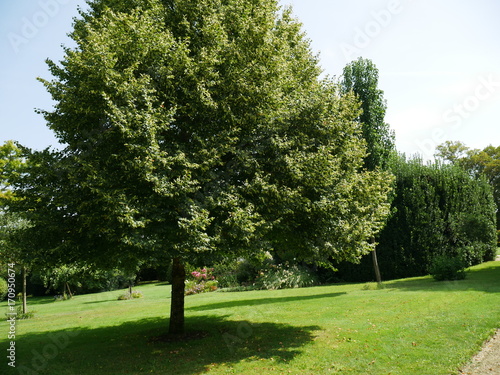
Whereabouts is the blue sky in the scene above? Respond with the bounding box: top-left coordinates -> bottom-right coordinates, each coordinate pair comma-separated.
1,0 -> 499,160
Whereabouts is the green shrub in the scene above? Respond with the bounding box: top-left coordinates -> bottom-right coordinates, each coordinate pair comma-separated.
16,306 -> 36,320
0,277 -> 7,301
214,271 -> 239,289
5,306 -> 36,320
235,259 -> 262,285
204,280 -> 218,292
212,260 -> 240,288
117,290 -> 143,300
254,264 -> 318,290
213,255 -> 277,288
130,290 -> 143,298
38,266 -> 137,296
461,242 -> 496,265
429,255 -> 467,281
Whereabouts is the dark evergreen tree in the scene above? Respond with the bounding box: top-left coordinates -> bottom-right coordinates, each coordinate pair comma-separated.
334,155 -> 497,281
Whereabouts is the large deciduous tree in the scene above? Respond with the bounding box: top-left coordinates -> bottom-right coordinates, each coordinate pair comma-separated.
9,0 -> 392,334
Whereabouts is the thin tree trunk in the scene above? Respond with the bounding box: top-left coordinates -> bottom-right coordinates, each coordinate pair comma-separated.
65,282 -> 73,298
371,238 -> 382,285
22,266 -> 27,314
169,257 -> 186,335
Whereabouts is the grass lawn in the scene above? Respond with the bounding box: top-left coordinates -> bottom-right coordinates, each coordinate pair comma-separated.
1,261 -> 500,375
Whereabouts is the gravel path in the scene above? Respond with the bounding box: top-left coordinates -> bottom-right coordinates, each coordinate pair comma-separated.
460,330 -> 500,375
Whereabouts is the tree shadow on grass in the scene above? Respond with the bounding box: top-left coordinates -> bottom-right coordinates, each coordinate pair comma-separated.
384,261 -> 500,293
187,291 -> 346,312
9,315 -> 320,375
153,281 -> 170,286
82,299 -> 120,304
23,297 -> 55,306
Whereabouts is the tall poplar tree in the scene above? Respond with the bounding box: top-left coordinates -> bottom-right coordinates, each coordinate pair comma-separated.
341,58 -> 396,284
341,58 -> 395,170
10,0 -> 392,334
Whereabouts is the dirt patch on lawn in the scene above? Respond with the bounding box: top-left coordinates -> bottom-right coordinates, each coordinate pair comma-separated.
460,330 -> 500,375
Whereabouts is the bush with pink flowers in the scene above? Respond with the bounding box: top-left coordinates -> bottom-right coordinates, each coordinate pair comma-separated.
185,268 -> 218,295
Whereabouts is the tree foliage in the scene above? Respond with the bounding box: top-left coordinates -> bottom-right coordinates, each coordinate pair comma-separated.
0,141 -> 30,265
340,57 -> 395,171
0,141 -> 24,201
8,0 -> 393,333
435,140 -> 469,165
436,141 -> 500,229
38,264 -> 136,295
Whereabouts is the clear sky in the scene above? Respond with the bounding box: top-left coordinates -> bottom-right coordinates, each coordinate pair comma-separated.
1,0 -> 499,160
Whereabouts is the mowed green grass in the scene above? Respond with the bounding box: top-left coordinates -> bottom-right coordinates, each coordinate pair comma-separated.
1,262 -> 500,375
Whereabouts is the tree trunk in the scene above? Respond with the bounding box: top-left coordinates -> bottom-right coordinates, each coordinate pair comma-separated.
169,257 -> 186,335
65,282 -> 73,298
371,238 -> 382,285
22,266 -> 27,314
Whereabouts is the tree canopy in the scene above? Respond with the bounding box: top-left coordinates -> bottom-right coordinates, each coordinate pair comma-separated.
436,141 -> 500,229
0,141 -> 28,263
7,0 -> 393,334
341,57 -> 395,171
0,141 -> 24,201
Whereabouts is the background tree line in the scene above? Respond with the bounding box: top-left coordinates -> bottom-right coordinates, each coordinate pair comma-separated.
435,141 -> 500,232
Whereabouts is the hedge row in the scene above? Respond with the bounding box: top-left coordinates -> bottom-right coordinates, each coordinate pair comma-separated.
334,156 -> 497,281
